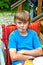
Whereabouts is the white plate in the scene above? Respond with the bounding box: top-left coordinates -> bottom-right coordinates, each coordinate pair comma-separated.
33,56 -> 43,65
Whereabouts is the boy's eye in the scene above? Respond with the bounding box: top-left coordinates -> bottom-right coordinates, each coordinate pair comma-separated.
18,22 -> 26,24
17,21 -> 28,24
18,22 -> 22,24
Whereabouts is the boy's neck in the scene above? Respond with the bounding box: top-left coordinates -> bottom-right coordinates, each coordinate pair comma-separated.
19,31 -> 28,36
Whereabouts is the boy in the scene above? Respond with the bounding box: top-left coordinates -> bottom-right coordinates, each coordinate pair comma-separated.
8,10 -> 42,65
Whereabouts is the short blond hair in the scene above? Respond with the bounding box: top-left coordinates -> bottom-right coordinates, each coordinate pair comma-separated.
14,10 -> 30,23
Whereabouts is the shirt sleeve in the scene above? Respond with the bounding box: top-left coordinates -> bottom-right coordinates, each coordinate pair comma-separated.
8,32 -> 17,49
33,31 -> 41,49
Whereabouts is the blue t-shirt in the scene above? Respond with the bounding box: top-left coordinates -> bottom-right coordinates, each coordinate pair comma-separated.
8,29 -> 41,65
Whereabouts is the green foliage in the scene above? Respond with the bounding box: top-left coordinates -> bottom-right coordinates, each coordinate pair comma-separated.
0,0 -> 10,9
0,0 -> 36,12
3,3 -> 9,9
22,0 -> 30,11
0,1 -> 3,7
0,0 -> 19,10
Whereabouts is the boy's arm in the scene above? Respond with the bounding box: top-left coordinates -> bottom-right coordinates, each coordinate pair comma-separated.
9,48 -> 35,61
18,48 -> 42,57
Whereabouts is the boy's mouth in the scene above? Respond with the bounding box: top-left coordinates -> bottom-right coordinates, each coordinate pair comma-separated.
19,28 -> 25,30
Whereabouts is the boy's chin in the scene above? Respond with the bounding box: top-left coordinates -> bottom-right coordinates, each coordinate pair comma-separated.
18,29 -> 27,33
19,30 -> 26,33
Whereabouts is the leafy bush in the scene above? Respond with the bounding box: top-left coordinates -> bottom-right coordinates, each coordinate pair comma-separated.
0,0 -> 10,9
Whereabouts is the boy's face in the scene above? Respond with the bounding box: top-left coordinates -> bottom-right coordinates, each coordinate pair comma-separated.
15,19 -> 29,33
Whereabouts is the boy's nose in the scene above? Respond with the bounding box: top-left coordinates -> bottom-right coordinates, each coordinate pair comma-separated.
21,23 -> 24,27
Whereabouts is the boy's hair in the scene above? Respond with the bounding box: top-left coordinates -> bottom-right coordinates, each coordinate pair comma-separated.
14,10 -> 30,23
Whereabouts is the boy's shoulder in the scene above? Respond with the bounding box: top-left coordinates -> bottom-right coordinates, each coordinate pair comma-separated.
9,29 -> 18,36
28,29 -> 36,33
28,29 -> 37,35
